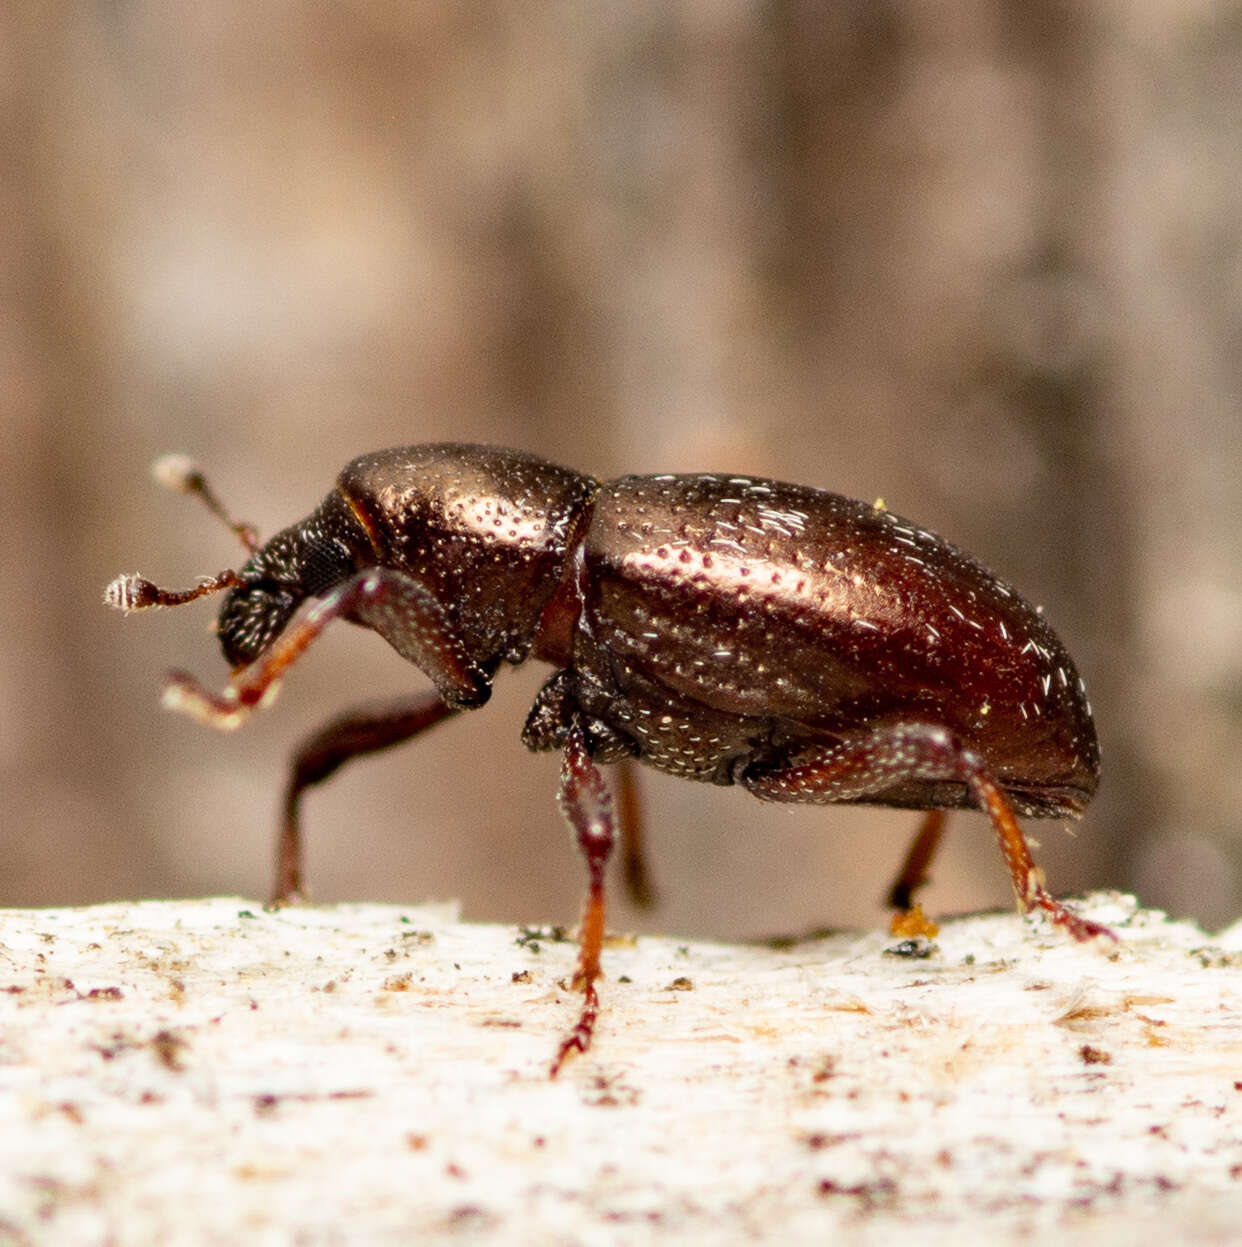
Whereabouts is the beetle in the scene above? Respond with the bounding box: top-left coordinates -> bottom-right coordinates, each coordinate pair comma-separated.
105,442 -> 1114,1073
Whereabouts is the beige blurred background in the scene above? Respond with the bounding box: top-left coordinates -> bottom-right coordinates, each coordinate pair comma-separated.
4,4 -> 1241,936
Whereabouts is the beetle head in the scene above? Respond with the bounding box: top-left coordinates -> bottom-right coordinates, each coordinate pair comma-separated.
216,576 -> 300,668
216,499 -> 365,667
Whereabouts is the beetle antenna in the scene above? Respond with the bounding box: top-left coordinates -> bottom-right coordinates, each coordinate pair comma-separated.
103,454 -> 256,615
104,568 -> 245,614
152,453 -> 259,553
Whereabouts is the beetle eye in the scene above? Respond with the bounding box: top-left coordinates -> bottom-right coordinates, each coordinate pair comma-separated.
297,535 -> 356,598
217,581 -> 298,667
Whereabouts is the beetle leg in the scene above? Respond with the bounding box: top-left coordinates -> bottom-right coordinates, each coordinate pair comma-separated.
522,674 -> 655,910
966,766 -> 1115,941
887,809 -> 948,912
615,758 -> 655,910
162,568 -> 491,731
551,720 -> 616,1077
274,691 -> 459,905
742,723 -> 1115,944
346,572 -> 491,708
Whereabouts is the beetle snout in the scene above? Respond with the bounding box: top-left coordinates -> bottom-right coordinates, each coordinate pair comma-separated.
217,579 -> 301,668
215,514 -> 363,668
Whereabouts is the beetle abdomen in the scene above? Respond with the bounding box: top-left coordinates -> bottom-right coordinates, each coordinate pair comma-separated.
580,473 -> 1098,808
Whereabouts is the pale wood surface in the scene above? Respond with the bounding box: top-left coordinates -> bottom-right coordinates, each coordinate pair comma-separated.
1,894 -> 1240,1245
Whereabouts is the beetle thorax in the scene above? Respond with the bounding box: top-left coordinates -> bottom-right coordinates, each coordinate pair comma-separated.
336,444 -> 598,669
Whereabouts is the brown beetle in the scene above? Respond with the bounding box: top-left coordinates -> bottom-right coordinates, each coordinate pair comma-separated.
106,443 -> 1114,1073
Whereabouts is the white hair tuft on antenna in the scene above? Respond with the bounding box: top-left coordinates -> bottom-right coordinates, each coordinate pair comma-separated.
152,453 -> 200,494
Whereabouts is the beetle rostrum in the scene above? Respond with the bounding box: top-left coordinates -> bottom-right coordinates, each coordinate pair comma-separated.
105,442 -> 1116,1074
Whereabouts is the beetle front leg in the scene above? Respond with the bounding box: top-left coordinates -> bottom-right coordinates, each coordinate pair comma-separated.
276,691 -> 459,904
550,720 -> 617,1077
162,568 -> 490,731
742,724 -> 1115,944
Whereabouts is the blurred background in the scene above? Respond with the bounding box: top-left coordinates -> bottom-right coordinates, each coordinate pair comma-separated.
4,3 -> 1241,937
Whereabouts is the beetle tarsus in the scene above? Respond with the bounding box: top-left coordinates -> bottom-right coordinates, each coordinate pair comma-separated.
1025,887 -> 1118,944
161,671 -> 250,730
550,983 -> 600,1078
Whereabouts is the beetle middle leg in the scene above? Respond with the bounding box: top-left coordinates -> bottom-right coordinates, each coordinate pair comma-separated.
276,691 -> 459,904
887,809 -> 948,912
615,758 -> 655,910
741,723 -> 1115,943
523,673 -> 655,910
550,719 -> 617,1077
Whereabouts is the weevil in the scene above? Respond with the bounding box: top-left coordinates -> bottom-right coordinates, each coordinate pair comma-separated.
105,443 -> 1115,1073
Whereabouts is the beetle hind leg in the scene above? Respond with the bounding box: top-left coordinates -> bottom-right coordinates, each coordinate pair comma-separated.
741,723 -> 1115,944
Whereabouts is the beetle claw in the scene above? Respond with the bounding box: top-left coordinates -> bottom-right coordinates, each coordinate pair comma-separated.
1032,896 -> 1119,944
